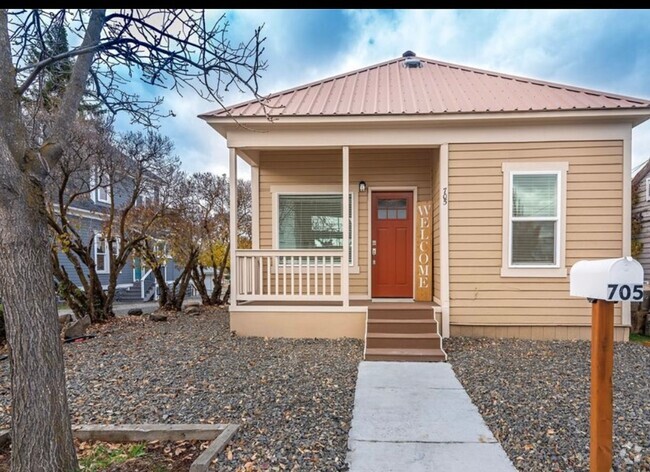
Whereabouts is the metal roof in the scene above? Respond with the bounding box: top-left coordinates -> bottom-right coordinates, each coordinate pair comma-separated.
200,55 -> 650,119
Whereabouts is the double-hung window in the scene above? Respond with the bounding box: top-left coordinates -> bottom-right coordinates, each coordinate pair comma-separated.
94,235 -> 109,273
501,162 -> 568,277
277,192 -> 354,266
90,169 -> 111,204
94,234 -> 119,274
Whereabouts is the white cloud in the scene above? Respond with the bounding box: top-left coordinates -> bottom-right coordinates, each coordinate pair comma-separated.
120,9 -> 650,179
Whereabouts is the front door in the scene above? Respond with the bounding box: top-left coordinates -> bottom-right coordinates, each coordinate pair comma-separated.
371,191 -> 414,298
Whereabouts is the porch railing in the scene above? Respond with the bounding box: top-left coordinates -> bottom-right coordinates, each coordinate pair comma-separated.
235,249 -> 344,302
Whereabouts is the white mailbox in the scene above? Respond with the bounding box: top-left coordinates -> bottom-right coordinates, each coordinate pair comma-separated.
570,257 -> 644,302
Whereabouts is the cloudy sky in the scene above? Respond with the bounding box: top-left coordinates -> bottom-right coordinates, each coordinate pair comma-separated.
115,9 -> 650,178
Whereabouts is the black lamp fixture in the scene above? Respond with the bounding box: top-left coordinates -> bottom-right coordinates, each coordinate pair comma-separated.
359,181 -> 367,193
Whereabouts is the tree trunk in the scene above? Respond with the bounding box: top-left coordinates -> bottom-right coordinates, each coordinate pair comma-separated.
210,245 -> 229,304
151,265 -> 168,308
191,266 -> 211,305
0,143 -> 78,471
223,285 -> 231,305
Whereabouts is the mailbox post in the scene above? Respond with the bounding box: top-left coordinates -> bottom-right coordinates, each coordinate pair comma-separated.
570,257 -> 643,472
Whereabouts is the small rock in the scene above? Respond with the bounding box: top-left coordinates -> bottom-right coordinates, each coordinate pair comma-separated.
149,314 -> 168,322
58,313 -> 72,325
185,302 -> 201,308
127,308 -> 143,316
63,315 -> 90,339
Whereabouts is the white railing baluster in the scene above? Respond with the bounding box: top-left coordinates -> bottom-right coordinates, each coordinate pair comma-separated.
283,256 -> 287,296
233,250 -> 343,301
266,256 -> 271,296
242,257 -> 248,295
275,256 -> 279,296
307,257 -> 311,296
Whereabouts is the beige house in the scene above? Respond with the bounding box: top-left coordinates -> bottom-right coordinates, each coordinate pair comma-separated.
200,52 -> 650,360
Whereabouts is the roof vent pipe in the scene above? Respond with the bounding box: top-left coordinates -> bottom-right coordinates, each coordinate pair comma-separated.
402,50 -> 422,68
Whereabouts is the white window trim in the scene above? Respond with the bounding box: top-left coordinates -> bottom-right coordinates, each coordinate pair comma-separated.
96,183 -> 111,204
501,162 -> 568,278
645,177 -> 650,202
270,184 -> 359,274
90,169 -> 111,204
94,234 -> 110,274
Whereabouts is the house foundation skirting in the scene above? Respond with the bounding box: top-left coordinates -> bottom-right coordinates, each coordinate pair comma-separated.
450,324 -> 630,342
229,309 -> 366,339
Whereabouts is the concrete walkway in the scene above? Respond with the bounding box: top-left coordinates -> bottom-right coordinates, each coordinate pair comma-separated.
346,362 -> 516,472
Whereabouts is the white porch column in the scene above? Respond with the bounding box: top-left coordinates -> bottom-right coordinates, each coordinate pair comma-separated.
251,164 -> 260,249
342,146 -> 350,307
229,148 -> 238,307
440,143 -> 450,338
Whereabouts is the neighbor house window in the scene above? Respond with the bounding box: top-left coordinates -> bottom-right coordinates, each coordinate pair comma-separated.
94,235 -> 119,274
94,234 -> 109,273
277,193 -> 354,266
501,162 -> 568,277
90,169 -> 111,204
646,178 -> 650,202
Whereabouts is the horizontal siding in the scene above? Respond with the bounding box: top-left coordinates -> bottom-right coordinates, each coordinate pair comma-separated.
448,140 -> 624,327
632,176 -> 650,280
451,325 -> 629,342
258,149 -> 436,296
54,216 -> 134,288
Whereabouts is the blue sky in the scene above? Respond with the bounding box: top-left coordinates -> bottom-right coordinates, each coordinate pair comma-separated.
115,9 -> 650,178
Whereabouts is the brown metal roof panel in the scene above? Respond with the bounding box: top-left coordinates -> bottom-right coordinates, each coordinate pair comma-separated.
200,54 -> 650,118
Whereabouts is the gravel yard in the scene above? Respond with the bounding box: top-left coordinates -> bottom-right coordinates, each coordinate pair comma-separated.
0,308 -> 363,471
446,337 -> 650,472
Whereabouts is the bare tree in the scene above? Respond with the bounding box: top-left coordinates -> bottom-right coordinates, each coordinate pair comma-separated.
47,127 -> 179,322
139,174 -> 200,311
0,9 -> 265,471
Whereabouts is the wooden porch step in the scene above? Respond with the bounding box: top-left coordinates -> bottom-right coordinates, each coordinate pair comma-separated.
366,332 -> 441,350
364,347 -> 446,362
367,318 -> 438,334
367,307 -> 434,320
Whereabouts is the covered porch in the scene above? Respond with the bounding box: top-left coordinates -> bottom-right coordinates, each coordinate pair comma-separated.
227,145 -> 449,346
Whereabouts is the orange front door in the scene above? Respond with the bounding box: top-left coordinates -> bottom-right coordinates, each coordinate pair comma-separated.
371,192 -> 414,298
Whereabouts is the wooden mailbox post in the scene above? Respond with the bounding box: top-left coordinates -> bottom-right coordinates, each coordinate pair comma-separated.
570,257 -> 644,472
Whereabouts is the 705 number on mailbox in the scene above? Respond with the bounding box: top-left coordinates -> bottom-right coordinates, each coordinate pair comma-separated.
606,284 -> 643,302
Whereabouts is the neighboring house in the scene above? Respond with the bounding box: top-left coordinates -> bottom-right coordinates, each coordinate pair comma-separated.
54,169 -> 184,303
200,51 -> 650,360
631,158 -> 650,282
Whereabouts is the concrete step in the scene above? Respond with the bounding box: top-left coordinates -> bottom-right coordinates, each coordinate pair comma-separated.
364,347 -> 446,362
368,307 -> 434,320
367,318 -> 438,335
366,332 -> 441,350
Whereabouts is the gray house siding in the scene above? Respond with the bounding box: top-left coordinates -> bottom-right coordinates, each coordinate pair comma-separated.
633,172 -> 650,283
54,172 -> 185,301
56,215 -> 135,289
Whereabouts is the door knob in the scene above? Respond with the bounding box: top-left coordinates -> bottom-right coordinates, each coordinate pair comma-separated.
372,248 -> 377,256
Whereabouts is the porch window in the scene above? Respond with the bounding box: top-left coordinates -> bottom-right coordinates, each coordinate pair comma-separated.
501,162 -> 568,277
278,193 -> 353,265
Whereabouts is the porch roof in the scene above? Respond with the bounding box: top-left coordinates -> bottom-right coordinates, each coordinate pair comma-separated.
200,53 -> 650,120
